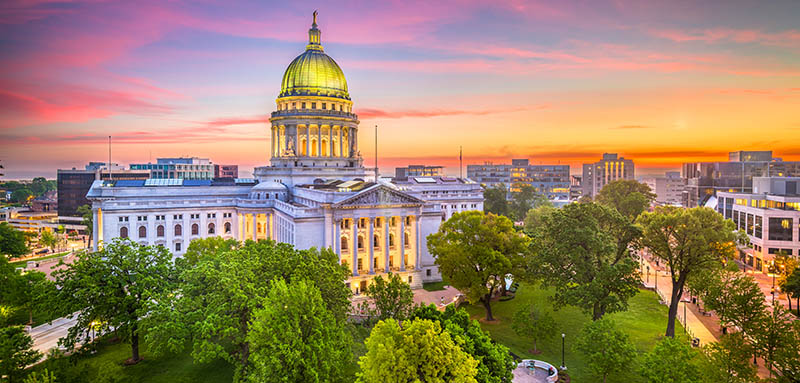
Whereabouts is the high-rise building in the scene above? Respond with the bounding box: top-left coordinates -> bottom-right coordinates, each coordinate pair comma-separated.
214,164 -> 239,179
57,163 -> 150,217
130,157 -> 214,180
467,159 -> 570,204
394,165 -> 444,179
681,151 -> 800,207
581,153 -> 635,198
643,171 -> 684,206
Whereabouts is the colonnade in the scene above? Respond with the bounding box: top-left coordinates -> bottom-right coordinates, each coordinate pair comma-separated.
333,214 -> 421,276
271,124 -> 357,158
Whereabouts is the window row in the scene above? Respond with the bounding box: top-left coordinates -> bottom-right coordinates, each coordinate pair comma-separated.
119,222 -> 233,239
339,232 -> 411,251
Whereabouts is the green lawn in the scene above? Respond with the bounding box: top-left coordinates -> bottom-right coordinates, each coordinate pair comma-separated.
422,281 -> 448,291
10,251 -> 71,267
464,283 -> 686,383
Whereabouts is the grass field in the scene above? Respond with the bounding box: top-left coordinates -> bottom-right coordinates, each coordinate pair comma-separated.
422,281 -> 448,291
464,283 -> 686,383
10,251 -> 71,268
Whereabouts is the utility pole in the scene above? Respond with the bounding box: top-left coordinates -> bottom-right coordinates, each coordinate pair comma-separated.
374,125 -> 378,181
459,146 -> 463,179
108,135 -> 113,181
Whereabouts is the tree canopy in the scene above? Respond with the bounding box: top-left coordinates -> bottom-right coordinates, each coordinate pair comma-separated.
0,222 -> 29,258
702,333 -> 757,383
0,326 -> 42,383
573,318 -> 637,383
512,302 -> 556,354
76,205 -> 93,241
595,179 -> 655,221
701,270 -> 765,334
483,184 -> 509,218
246,278 -> 352,383
510,184 -> 550,222
639,337 -> 701,383
428,211 -> 528,321
357,318 -> 479,383
637,206 -> 736,337
526,202 -> 640,319
360,272 -> 415,322
51,239 -> 175,363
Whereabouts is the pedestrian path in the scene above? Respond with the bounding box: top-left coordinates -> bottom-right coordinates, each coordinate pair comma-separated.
29,314 -> 77,356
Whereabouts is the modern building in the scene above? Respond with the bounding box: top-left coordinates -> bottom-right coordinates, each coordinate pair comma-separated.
214,164 -> 239,179
682,151 -> 800,208
643,171 -> 684,206
569,175 -> 583,201
395,165 -> 444,179
467,159 -> 570,204
581,153 -> 635,199
57,164 -> 150,217
130,157 -> 214,180
31,190 -> 58,212
717,177 -> 800,272
86,14 -> 482,293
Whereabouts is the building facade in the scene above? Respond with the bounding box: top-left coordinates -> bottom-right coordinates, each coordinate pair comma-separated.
717,177 -> 800,272
214,164 -> 239,179
682,151 -> 800,207
581,153 -> 635,199
87,15 -> 482,293
467,159 -> 570,204
395,165 -> 444,179
57,164 -> 150,217
643,171 -> 684,206
130,157 -> 215,180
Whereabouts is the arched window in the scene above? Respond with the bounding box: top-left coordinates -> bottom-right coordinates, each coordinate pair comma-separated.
138,226 -> 146,238
208,223 -> 215,235
357,235 -> 364,250
341,236 -> 348,251
389,233 -> 395,247
191,223 -> 199,235
404,232 -> 410,248
120,226 -> 128,238
373,234 -> 380,249
257,222 -> 262,233
174,224 -> 182,236
156,225 -> 164,237
224,222 -> 231,234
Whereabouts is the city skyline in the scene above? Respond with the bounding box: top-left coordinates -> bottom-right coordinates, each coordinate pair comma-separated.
2,0 -> 799,179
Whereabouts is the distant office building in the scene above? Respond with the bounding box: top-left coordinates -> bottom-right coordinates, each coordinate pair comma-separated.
130,157 -> 214,180
682,151 -> 800,207
718,177 -> 800,272
570,175 -> 583,200
31,190 -> 57,212
644,171 -> 684,206
581,153 -> 635,198
57,163 -> 150,217
214,164 -> 239,179
395,165 -> 444,179
467,159 -> 570,204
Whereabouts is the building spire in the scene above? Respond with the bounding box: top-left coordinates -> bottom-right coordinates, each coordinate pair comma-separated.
307,10 -> 322,50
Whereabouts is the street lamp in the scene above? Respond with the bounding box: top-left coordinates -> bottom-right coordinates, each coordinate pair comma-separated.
560,333 -> 566,370
646,265 -> 650,284
771,260 -> 776,303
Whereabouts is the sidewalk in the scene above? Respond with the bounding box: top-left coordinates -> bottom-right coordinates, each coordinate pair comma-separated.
29,315 -> 77,356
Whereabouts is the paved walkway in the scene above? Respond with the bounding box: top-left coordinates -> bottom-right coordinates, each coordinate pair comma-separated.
29,315 -> 77,356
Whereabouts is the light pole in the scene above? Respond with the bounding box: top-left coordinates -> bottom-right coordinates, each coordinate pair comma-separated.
771,260 -> 776,304
683,300 -> 687,333
646,265 -> 650,284
560,333 -> 566,370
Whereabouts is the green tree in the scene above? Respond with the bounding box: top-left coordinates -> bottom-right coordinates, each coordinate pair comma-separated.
10,188 -> 33,204
483,184 -> 509,217
639,337 -> 701,383
526,202 -> 640,320
38,230 -> 56,252
23,368 -> 57,383
510,184 -> 550,222
702,333 -> 757,383
360,272 -> 414,322
783,268 -> 800,316
701,270 -> 765,334
410,304 -> 515,383
522,204 -> 557,235
775,252 -> 798,312
51,239 -> 174,364
637,206 -> 737,337
357,318 -> 478,383
428,211 -> 528,321
573,318 -> 637,383
247,278 -> 352,383
180,236 -> 239,267
76,204 -> 93,243
772,320 -> 800,382
144,240 -> 351,382
0,222 -> 29,258
595,179 -> 655,221
10,270 -> 52,325
751,305 -> 795,376
0,326 -> 42,383
512,302 -> 556,354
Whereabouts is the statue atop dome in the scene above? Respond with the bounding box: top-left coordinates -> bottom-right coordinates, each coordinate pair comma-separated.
312,10 -> 318,27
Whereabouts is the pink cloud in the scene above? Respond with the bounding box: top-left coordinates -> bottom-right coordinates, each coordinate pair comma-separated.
356,106 -> 543,119
651,28 -> 800,47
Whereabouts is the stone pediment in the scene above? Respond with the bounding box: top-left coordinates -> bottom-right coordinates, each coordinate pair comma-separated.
334,185 -> 424,208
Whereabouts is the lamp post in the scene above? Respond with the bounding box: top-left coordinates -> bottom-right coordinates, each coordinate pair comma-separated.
560,333 -> 566,370
646,265 -> 650,284
771,260 -> 776,304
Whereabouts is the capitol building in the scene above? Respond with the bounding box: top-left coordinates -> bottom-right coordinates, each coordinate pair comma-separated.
87,14 -> 483,292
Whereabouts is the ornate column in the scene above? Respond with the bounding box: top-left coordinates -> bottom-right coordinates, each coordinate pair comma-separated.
384,217 -> 390,273
335,219 -> 341,263
271,126 -> 275,157
351,216 -> 359,276
368,217 -> 375,274
92,208 -> 99,250
415,215 -> 421,270
338,127 -> 343,157
329,127 -> 334,157
399,215 -> 406,271
305,126 -> 310,157
251,213 -> 257,241
317,125 -> 322,157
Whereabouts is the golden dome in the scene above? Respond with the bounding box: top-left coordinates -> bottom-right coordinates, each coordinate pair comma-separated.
279,12 -> 350,100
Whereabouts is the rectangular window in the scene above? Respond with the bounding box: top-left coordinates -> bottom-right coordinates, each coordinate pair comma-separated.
747,213 -> 754,236
301,102 -> 306,109
175,242 -> 181,252
768,217 -> 794,241
755,215 -> 762,239
322,103 -> 326,110
311,102 -> 316,109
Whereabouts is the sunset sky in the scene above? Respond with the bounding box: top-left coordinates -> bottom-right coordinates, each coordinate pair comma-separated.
1,0 -> 799,179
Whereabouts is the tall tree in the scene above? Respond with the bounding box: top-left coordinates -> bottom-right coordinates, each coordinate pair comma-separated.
180,236 -> 239,267
76,204 -> 93,243
38,230 -> 56,252
772,320 -> 800,382
701,270 -> 766,334
51,239 -> 175,364
359,272 -> 415,322
483,183 -> 509,217
751,305 -> 795,376
410,304 -> 516,383
595,179 -> 655,221
10,270 -> 52,325
702,333 -> 758,383
637,206 -> 737,337
10,188 -> 33,204
357,318 -> 479,383
246,278 -> 352,383
0,222 -> 29,259
526,202 -> 640,320
522,204 -> 557,235
0,326 -> 42,383
144,240 -> 351,382
428,211 -> 528,321
783,268 -> 800,316
774,251 -> 798,312
510,184 -> 550,222
512,302 -> 556,354
639,337 -> 701,383
573,319 -> 637,383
